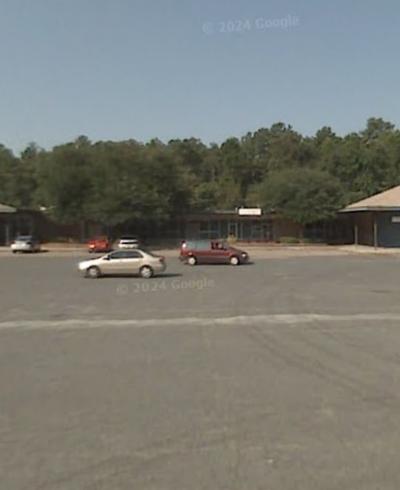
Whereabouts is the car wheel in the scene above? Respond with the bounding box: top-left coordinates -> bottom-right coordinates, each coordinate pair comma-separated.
230,255 -> 240,266
86,266 -> 101,279
140,265 -> 153,278
187,256 -> 197,266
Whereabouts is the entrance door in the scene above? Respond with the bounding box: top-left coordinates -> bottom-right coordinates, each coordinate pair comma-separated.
0,219 -> 12,245
228,221 -> 238,239
262,220 -> 273,241
0,222 -> 5,245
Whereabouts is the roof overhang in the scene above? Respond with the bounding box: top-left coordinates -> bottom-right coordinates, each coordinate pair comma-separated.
0,204 -> 17,214
340,206 -> 400,213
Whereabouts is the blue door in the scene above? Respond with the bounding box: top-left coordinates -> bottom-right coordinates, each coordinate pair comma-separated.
378,213 -> 400,247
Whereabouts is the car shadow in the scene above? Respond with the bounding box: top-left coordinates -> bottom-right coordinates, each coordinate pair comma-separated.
186,262 -> 254,266
12,249 -> 49,254
101,272 -> 183,279
159,273 -> 183,278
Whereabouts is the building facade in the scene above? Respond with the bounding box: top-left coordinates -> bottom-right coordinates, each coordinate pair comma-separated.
1,204 -> 353,246
184,212 -> 297,241
0,204 -> 37,245
183,209 -> 351,244
341,186 -> 400,248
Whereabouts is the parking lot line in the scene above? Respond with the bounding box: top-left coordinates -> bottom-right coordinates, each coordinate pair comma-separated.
1,313 -> 400,331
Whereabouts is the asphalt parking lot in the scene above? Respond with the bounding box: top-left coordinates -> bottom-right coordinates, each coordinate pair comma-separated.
2,253 -> 400,489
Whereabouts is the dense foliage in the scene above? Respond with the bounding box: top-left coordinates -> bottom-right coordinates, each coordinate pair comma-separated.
1,118 -> 400,226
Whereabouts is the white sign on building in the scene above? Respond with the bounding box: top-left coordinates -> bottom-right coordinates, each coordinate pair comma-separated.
237,207 -> 262,216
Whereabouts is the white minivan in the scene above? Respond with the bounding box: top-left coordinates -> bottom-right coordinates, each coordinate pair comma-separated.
117,236 -> 140,249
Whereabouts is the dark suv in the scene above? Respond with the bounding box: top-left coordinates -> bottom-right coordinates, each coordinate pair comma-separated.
180,239 -> 249,265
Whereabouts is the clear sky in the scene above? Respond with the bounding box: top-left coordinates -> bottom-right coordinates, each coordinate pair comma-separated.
0,0 -> 399,153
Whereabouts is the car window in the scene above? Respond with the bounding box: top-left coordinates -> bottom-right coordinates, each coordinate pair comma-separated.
108,251 -> 127,260
124,250 -> 143,259
108,250 -> 143,259
196,241 -> 211,251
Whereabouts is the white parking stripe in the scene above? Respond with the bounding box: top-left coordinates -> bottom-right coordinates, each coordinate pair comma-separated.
0,313 -> 400,331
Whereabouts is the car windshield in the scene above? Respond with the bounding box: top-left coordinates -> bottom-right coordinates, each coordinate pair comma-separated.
15,236 -> 33,241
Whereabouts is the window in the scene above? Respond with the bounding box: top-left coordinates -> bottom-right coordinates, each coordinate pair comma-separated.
211,241 -> 224,250
108,251 -> 127,260
124,250 -> 143,259
220,221 -> 228,238
108,250 -> 143,259
262,221 -> 273,241
15,216 -> 33,236
194,240 -> 211,250
304,222 -> 325,242
199,221 -> 220,239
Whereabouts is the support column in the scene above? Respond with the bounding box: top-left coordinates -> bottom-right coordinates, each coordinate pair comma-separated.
354,223 -> 358,246
5,222 -> 10,245
373,213 -> 378,249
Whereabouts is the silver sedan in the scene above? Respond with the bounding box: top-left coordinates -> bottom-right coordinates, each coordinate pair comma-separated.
11,236 -> 41,253
78,249 -> 166,278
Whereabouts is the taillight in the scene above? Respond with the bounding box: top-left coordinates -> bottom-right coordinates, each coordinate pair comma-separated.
159,256 -> 165,262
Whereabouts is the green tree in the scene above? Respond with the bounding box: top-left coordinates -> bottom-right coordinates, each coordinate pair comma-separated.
36,140 -> 92,223
361,117 -> 395,141
0,145 -> 18,206
255,168 -> 344,225
0,145 -> 37,208
85,141 -> 144,226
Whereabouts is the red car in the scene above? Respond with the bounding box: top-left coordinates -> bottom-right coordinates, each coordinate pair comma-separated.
87,236 -> 112,253
180,239 -> 249,265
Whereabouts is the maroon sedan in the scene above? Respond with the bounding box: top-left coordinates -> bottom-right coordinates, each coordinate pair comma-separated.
180,239 -> 249,265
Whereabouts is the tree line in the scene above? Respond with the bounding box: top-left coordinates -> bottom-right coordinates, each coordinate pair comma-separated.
1,117 -> 400,228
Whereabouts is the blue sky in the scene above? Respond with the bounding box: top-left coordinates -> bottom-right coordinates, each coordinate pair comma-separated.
0,0 -> 399,153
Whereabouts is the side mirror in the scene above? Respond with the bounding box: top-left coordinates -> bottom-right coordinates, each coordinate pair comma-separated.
104,255 -> 110,261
